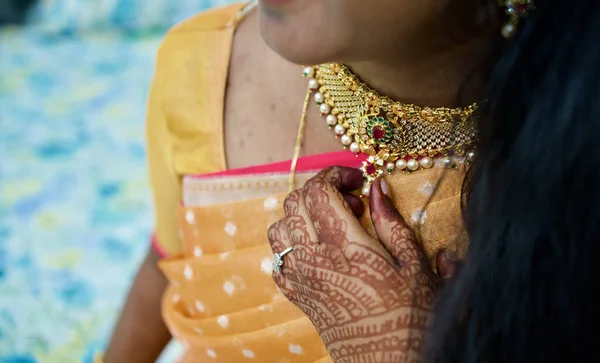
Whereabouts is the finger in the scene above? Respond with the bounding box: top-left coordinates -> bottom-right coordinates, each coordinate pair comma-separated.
303,167 -> 370,247
267,219 -> 297,277
314,166 -> 364,193
436,249 -> 461,279
369,177 -> 425,266
343,193 -> 365,218
268,219 -> 292,252
283,190 -> 319,248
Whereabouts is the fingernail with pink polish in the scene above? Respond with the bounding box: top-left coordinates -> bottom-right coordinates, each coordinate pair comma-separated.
380,178 -> 392,197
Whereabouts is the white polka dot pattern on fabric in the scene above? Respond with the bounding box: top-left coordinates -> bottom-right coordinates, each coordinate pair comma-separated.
224,222 -> 238,236
242,349 -> 255,359
193,246 -> 203,257
273,293 -> 282,301
206,349 -> 217,358
272,326 -> 286,338
229,276 -> 247,293
263,196 -> 278,210
195,300 -> 205,313
223,280 -> 235,295
193,327 -> 203,334
411,209 -> 428,223
220,252 -> 231,261
183,265 -> 193,280
289,344 -> 303,355
260,257 -> 272,274
187,306 -> 196,316
257,304 -> 273,313
172,294 -> 181,303
419,182 -> 436,197
217,315 -> 229,328
185,210 -> 195,224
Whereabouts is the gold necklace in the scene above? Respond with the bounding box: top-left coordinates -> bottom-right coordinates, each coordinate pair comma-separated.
303,63 -> 478,195
288,84 -> 312,192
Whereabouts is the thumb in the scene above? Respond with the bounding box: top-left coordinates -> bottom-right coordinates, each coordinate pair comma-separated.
369,178 -> 414,258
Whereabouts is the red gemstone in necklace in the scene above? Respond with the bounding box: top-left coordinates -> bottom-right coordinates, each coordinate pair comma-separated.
372,126 -> 385,141
365,163 -> 376,175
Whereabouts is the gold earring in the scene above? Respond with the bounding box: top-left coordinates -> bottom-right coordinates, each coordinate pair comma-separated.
498,0 -> 535,39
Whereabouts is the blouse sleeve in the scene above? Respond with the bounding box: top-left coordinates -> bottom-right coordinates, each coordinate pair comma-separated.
145,4 -> 243,257
146,45 -> 182,258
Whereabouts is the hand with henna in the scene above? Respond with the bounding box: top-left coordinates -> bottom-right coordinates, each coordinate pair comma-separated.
267,167 -> 458,363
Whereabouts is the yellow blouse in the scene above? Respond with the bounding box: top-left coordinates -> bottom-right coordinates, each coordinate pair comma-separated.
148,3 -> 247,257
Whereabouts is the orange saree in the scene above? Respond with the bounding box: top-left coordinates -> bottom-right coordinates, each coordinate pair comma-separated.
148,3 -> 469,362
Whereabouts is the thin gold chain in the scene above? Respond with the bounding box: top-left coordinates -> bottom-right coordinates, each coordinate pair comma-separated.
288,85 -> 312,192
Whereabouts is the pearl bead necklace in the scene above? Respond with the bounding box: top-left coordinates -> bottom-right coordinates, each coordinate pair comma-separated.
303,65 -> 478,196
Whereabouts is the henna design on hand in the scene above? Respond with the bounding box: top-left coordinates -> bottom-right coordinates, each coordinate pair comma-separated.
268,168 -> 440,363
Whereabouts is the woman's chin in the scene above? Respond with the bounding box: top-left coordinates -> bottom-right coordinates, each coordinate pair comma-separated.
257,0 -> 341,66
259,26 -> 343,66
262,38 -> 329,66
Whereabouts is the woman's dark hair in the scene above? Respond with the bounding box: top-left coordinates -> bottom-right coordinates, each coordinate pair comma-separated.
426,0 -> 600,361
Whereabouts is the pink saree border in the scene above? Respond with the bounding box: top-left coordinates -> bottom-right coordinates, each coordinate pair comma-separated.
152,151 -> 364,258
188,151 -> 365,179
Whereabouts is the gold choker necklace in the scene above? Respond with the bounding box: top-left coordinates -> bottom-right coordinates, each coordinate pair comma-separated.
303,63 -> 479,194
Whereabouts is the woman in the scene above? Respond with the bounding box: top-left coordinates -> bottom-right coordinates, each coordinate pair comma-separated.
103,0 -> 535,361
269,0 -> 600,362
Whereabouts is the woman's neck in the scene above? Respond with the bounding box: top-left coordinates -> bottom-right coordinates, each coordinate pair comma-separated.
346,35 -> 491,108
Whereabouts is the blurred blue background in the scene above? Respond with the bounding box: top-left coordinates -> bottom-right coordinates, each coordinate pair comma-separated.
0,0 -> 235,361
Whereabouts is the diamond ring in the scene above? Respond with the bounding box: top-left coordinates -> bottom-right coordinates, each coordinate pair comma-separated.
272,247 -> 294,273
